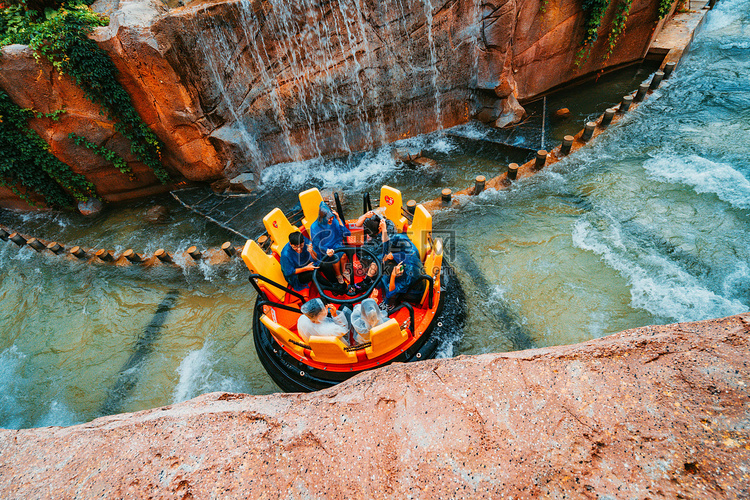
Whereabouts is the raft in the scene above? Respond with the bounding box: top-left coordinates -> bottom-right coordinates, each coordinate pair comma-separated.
241,186 -> 465,392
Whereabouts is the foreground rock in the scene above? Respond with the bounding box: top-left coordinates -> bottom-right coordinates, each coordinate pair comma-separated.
2,314 -> 748,498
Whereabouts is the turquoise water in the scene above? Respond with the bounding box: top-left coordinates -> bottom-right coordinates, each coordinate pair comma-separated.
1,0 -> 749,428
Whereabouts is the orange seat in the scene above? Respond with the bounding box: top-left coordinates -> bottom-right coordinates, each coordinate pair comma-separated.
299,188 -> 325,233
263,208 -> 296,256
308,335 -> 358,364
380,186 -> 408,232
241,239 -> 289,302
408,203 -> 432,261
260,314 -> 306,356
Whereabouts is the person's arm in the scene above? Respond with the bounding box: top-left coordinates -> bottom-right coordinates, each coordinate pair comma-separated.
354,210 -> 375,227
295,263 -> 316,274
388,263 -> 404,292
380,218 -> 389,244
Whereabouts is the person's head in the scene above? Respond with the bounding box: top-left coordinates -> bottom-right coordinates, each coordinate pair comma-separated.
360,298 -> 382,327
288,231 -> 305,253
362,215 -> 381,237
318,201 -> 335,225
300,298 -> 327,323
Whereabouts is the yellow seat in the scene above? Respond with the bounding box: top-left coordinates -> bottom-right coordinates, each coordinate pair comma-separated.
380,186 -> 408,232
408,204 -> 432,261
365,318 -> 408,359
299,188 -> 325,233
260,314 -> 306,356
241,239 -> 289,302
263,208 -> 297,256
308,335 -> 358,364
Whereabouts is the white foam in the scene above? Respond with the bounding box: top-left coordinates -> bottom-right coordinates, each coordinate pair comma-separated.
572,219 -> 747,322
35,400 -> 79,428
261,147 -> 398,190
702,0 -> 750,33
0,346 -> 27,429
644,154 -> 750,209
172,342 -> 241,403
720,40 -> 750,50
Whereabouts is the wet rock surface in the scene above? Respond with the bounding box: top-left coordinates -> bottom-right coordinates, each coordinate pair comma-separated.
1,314 -> 748,498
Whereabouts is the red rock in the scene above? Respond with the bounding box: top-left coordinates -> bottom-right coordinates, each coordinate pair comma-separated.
0,313 -> 748,498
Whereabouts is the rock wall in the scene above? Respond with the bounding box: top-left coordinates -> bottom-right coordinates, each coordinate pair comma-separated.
0,0 -> 670,207
1,314 -> 748,498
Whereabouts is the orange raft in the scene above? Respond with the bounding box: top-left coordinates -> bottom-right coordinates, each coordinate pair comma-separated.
241,186 -> 465,392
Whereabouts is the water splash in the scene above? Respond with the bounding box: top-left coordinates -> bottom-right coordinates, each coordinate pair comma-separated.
172,342 -> 242,403
572,219 -> 747,322
643,154 -> 750,209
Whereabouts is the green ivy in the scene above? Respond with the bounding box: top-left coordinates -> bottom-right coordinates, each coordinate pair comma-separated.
576,0 -> 674,66
0,1 -> 171,206
657,0 -> 673,18
0,91 -> 95,206
603,0 -> 634,61
69,132 -> 134,179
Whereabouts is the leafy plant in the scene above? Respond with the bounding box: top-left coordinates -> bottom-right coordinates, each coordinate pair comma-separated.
69,132 -> 134,179
575,0 -> 611,66
0,0 -> 171,206
0,91 -> 95,206
603,0 -> 634,61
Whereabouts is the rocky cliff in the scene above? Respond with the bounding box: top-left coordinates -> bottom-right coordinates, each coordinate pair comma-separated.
1,313 -> 748,498
0,0 -> 670,207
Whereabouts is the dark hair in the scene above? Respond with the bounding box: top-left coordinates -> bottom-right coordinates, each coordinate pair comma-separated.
288,231 -> 305,246
363,216 -> 380,237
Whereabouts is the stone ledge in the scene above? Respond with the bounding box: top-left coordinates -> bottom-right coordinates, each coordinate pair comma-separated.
1,313 -> 748,498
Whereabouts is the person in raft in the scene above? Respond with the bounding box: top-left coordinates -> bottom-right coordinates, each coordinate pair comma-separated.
280,231 -> 318,291
350,298 -> 389,344
310,202 -> 351,289
297,298 -> 350,343
381,233 -> 425,304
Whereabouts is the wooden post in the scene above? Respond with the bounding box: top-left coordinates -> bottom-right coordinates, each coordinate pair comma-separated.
46,242 -> 64,254
154,249 -> 173,263
560,136 -> 574,156
474,176 -> 486,194
187,246 -> 202,260
221,242 -> 237,257
507,163 -> 519,181
95,249 -> 115,262
70,246 -> 87,259
123,249 -> 144,263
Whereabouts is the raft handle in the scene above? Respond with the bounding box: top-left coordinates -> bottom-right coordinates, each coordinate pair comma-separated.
388,302 -> 415,334
248,274 -> 306,302
406,274 -> 434,309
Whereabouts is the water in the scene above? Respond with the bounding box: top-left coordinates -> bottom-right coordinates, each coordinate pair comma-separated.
2,0 -> 749,428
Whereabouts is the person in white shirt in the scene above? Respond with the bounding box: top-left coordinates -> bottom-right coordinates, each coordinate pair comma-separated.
297,298 -> 350,343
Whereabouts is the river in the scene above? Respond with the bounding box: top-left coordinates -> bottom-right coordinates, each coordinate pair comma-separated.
1,0 -> 748,428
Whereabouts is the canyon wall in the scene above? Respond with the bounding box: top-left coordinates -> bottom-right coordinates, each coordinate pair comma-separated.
0,0 -> 670,207
0,313 -> 748,498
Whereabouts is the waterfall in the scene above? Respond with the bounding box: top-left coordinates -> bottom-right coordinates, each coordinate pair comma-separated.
423,0 -> 443,129
170,0 -> 454,176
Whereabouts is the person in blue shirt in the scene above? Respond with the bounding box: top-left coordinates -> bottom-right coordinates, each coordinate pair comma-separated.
381,233 -> 425,303
280,231 -> 317,291
310,202 -> 351,288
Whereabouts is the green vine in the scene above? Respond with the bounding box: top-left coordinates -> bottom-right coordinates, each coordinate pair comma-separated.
575,0 -> 610,66
657,0 -> 673,18
603,0 -> 634,61
0,91 -> 95,206
0,0 -> 171,206
69,132 -> 134,179
576,0 -> 674,66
